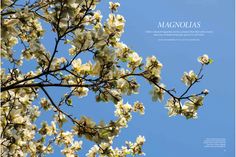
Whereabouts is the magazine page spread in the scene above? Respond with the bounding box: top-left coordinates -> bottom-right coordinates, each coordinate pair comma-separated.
0,0 -> 235,157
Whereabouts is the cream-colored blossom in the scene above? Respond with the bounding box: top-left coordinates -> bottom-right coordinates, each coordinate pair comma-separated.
86,145 -> 99,157
181,70 -> 197,86
165,98 -> 181,117
198,54 -> 210,64
133,101 -> 145,115
93,10 -> 102,21
72,87 -> 89,98
69,45 -> 77,55
109,2 -> 120,12
128,52 -> 142,69
150,84 -> 165,102
145,56 -> 163,80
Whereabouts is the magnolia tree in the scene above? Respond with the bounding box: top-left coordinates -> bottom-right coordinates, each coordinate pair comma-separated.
0,0 -> 213,156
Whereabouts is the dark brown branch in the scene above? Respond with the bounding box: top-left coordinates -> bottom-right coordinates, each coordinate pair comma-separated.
179,64 -> 204,98
1,83 -> 93,92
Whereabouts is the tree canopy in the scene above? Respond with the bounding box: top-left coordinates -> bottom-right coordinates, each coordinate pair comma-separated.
1,0 -> 212,156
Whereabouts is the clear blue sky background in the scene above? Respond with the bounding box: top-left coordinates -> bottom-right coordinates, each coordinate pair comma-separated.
8,0 -> 234,156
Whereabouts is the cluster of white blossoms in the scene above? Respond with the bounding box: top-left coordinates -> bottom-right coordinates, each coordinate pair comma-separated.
52,130 -> 83,157
1,88 -> 41,156
86,136 -> 145,156
165,54 -> 212,119
114,100 -> 145,127
165,98 -> 182,117
181,96 -> 204,119
165,96 -> 205,119
1,7 -> 45,65
61,141 -> 83,157
72,59 -> 92,75
1,0 -> 212,156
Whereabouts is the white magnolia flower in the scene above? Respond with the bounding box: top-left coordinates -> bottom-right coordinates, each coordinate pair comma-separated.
165,98 -> 181,117
136,136 -> 145,144
72,87 -> 89,98
69,45 -> 76,55
198,54 -> 210,64
202,89 -> 209,95
72,59 -> 82,71
93,10 -> 102,21
181,70 -> 197,86
128,52 -> 142,68
133,101 -> 145,115
86,145 -> 99,157
150,84 -> 165,102
109,2 -> 120,12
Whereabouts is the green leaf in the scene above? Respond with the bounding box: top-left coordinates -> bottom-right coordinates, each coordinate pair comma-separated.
67,99 -> 72,106
120,58 -> 127,62
208,58 -> 214,64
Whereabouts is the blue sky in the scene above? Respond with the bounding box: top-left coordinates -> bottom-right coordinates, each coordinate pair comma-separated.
5,0 -> 234,156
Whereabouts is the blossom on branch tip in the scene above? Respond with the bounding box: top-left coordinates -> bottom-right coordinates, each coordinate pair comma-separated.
109,2 -> 120,12
181,70 -> 197,86
198,54 -> 213,65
